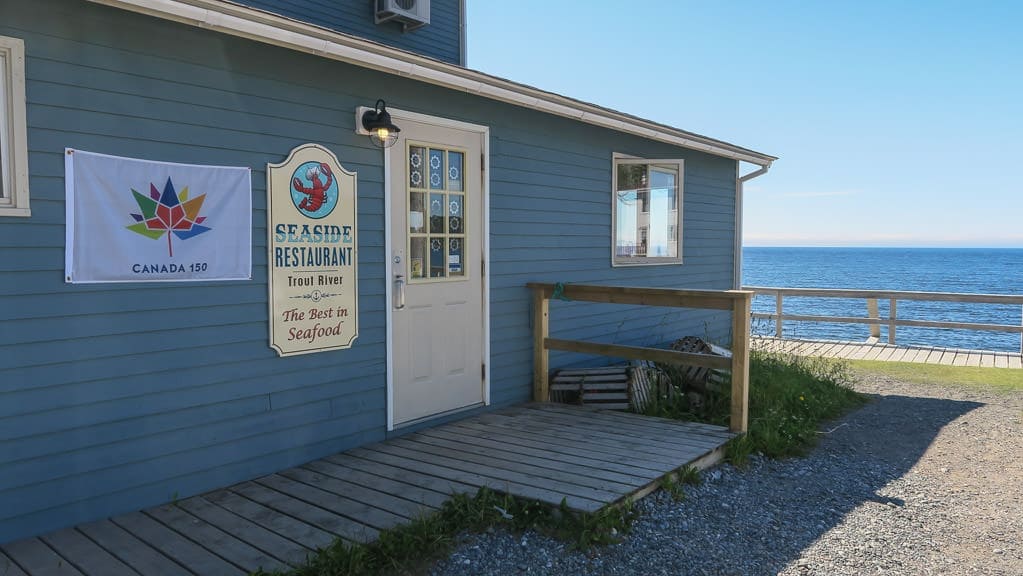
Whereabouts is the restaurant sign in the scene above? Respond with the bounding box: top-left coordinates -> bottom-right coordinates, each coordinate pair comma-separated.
267,144 -> 358,356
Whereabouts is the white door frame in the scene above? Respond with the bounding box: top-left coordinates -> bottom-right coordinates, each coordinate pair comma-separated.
376,108 -> 491,431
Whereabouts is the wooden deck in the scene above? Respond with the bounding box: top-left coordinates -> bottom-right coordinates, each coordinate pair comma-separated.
754,336 -> 1023,369
1,403 -> 733,576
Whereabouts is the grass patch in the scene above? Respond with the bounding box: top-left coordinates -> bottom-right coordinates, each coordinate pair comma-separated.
847,359 -> 1023,392
254,488 -> 636,576
641,349 -> 868,466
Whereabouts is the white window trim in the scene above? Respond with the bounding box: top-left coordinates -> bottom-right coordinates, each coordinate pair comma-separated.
0,35 -> 29,217
611,153 -> 683,267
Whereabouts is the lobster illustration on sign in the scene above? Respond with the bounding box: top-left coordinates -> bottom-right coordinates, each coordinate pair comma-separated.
292,162 -> 334,213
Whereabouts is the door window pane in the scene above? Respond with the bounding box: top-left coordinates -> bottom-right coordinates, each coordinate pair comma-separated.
429,149 -> 444,190
430,237 -> 445,277
410,237 -> 427,279
407,144 -> 471,281
447,151 -> 463,191
409,192 -> 425,233
448,238 -> 463,276
429,193 -> 445,233
448,194 -> 463,234
409,146 -> 425,189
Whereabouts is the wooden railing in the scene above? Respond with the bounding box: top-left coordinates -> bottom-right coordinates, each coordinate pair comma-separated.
527,283 -> 754,433
744,286 -> 1023,353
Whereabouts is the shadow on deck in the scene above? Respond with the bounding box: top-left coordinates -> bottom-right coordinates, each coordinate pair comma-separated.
1,404 -> 733,575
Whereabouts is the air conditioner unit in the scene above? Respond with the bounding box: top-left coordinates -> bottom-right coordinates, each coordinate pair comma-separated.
376,0 -> 430,31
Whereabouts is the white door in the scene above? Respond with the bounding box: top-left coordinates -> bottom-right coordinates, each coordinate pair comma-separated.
390,118 -> 485,426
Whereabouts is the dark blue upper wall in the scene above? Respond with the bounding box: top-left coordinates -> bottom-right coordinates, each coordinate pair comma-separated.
237,0 -> 463,64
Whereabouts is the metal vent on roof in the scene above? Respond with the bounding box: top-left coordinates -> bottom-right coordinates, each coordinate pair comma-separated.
376,0 -> 430,32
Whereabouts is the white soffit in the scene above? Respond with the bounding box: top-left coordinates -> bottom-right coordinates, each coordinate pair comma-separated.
88,0 -> 776,166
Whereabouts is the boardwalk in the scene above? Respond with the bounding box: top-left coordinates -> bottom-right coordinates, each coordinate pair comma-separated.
1,403 -> 732,576
754,336 -> 1023,369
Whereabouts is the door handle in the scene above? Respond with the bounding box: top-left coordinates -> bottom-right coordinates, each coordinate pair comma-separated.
394,274 -> 406,310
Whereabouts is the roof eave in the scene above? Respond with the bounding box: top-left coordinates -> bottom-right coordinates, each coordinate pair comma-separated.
87,0 -> 777,166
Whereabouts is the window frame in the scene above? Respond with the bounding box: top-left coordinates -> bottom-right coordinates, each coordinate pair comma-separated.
0,35 -> 29,217
611,153 -> 683,267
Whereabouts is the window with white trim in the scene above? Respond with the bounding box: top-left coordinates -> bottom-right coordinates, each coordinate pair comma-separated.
0,35 -> 29,217
612,156 -> 683,265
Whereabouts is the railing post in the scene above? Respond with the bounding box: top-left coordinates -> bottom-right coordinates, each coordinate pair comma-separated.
888,298 -> 897,345
775,293 -> 783,337
866,298 -> 880,341
730,292 -> 752,433
532,288 -> 550,402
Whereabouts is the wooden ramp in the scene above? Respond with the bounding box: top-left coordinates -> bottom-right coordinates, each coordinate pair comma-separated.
754,336 -> 1023,369
1,404 -> 733,576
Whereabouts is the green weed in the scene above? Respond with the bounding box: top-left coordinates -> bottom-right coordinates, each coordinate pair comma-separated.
640,348 -> 867,466
253,488 -> 636,576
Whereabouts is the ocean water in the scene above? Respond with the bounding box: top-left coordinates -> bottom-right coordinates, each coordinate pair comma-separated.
742,247 -> 1023,353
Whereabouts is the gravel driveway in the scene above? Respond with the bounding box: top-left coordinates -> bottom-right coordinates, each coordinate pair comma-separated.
430,372 -> 1023,575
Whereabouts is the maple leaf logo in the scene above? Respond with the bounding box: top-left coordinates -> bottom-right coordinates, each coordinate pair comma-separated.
126,177 -> 211,257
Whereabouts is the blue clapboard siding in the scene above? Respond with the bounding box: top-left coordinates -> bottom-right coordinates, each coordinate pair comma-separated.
0,0 -> 741,543
236,0 -> 462,64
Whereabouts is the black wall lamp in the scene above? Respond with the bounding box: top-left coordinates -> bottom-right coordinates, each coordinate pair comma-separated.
359,99 -> 401,149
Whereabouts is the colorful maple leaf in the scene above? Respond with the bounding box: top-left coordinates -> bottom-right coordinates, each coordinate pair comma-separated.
127,177 -> 211,257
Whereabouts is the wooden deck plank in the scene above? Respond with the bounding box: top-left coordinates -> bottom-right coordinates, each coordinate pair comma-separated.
863,344 -> 887,361
203,489 -> 338,551
301,459 -> 451,509
444,420 -> 672,474
230,481 -> 379,543
110,512 -> 245,576
510,406 -> 728,448
965,351 -> 980,367
38,528 -> 137,576
886,347 -> 910,362
176,497 -> 312,568
925,348 -> 946,364
405,431 -> 647,488
144,504 -> 288,574
253,474 -> 406,531
76,520 -> 191,576
0,550 -> 29,576
376,439 -> 630,501
322,454 -> 478,498
877,345 -> 900,362
278,466 -> 435,521
754,337 -> 1023,370
499,408 -> 725,452
529,403 -> 734,439
347,445 -> 607,512
1,539 -> 83,576
470,413 -> 704,466
418,426 -> 655,485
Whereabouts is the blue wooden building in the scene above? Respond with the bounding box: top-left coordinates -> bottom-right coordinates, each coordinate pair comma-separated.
0,0 -> 774,544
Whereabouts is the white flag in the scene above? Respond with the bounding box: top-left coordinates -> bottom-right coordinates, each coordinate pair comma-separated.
65,149 -> 252,283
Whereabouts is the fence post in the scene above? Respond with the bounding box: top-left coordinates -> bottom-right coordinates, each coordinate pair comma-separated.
731,292 -> 752,433
775,293 -> 784,337
888,298 -> 897,345
866,298 -> 880,341
532,288 -> 550,402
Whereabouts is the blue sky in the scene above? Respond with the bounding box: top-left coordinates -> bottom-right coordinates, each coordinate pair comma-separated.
467,1 -> 1023,247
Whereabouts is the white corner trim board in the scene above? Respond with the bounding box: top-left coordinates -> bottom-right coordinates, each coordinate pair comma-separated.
87,0 -> 776,167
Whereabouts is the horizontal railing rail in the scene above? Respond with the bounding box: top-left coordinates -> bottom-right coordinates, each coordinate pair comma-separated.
744,285 -> 1023,353
528,283 -> 753,432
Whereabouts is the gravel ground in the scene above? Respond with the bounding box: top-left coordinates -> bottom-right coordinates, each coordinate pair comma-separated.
430,373 -> 1023,576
